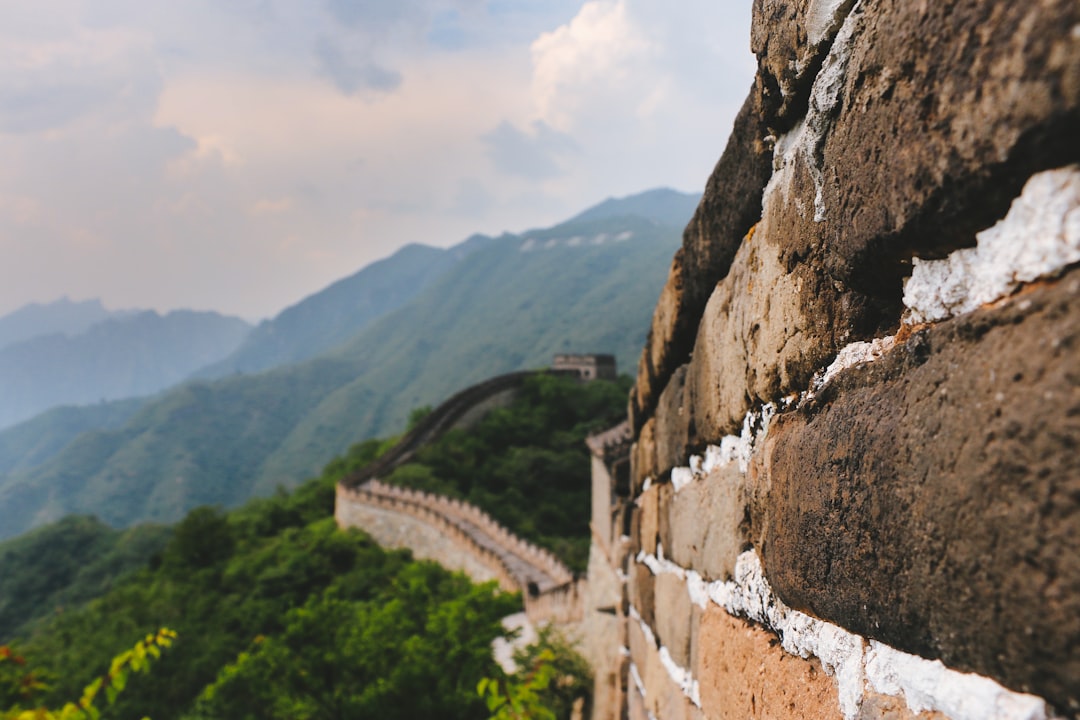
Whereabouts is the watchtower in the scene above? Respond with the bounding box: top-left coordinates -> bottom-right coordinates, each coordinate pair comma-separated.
551,353 -> 617,381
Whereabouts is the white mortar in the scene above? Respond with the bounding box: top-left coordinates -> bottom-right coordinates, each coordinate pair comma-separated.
812,335 -> 896,393
634,549 -> 1057,720
903,165 -> 1080,323
762,1 -> 864,223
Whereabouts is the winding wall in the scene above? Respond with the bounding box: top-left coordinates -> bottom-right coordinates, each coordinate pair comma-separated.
335,368 -> 584,624
583,2 -> 1080,720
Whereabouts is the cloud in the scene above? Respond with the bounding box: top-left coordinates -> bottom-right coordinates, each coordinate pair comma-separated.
321,0 -> 420,31
530,0 -> 652,132
314,36 -> 402,95
482,120 -> 578,179
0,0 -> 755,320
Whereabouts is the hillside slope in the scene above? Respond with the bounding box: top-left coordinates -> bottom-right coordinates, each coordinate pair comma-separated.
194,242 -> 481,379
0,190 -> 693,539
0,310 -> 250,429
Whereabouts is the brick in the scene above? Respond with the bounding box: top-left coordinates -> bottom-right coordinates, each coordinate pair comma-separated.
762,270 -> 1080,712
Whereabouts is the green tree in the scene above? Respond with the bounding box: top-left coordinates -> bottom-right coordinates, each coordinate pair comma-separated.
188,574 -> 518,720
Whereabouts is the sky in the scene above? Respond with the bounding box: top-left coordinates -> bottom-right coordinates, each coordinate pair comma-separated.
0,0 -> 755,321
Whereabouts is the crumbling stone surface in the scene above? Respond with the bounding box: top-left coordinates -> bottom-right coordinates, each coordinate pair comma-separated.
767,0 -> 1080,301
762,270 -> 1080,712
696,606 -> 843,719
633,90 -> 774,432
686,229 -> 877,439
751,0 -> 856,127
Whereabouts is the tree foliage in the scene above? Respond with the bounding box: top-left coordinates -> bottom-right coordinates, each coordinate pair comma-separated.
2,629 -> 175,720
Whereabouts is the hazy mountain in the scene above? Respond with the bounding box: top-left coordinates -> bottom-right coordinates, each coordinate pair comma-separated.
0,398 -> 146,476
0,297 -> 121,350
0,310 -> 251,429
565,187 -> 701,228
195,241 -> 490,379
0,189 -> 697,539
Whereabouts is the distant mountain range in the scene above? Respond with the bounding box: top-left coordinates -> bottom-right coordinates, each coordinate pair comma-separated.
0,187 -> 698,539
0,298 -> 122,350
0,309 -> 251,429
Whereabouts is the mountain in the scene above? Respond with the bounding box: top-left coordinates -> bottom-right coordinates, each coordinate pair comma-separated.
194,241 -> 488,379
0,398 -> 146,476
0,297 -> 120,350
565,187 -> 701,228
0,310 -> 251,429
0,189 -> 696,539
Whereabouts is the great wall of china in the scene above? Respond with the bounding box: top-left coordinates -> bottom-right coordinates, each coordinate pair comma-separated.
336,1 -> 1080,718
335,366 -> 592,625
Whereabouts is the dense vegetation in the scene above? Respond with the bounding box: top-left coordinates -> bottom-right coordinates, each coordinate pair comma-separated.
0,516 -> 171,643
5,429 -> 591,719
385,373 -> 630,571
0,195 -> 683,541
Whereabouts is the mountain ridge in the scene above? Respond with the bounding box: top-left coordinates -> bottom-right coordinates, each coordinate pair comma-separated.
0,188 -> 697,540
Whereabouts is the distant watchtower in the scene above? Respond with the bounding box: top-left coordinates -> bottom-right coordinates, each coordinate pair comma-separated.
552,353 -> 617,381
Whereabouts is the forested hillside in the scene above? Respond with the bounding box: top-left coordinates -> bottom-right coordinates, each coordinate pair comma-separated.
0,379 -> 603,720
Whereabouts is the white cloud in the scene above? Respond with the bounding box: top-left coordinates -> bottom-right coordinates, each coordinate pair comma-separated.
0,0 -> 754,320
530,0 -> 653,132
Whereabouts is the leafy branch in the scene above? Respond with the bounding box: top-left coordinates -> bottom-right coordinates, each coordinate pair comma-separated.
2,628 -> 176,720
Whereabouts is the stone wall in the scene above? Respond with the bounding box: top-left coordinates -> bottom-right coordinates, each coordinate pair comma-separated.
591,1 -> 1080,719
336,481 -> 587,626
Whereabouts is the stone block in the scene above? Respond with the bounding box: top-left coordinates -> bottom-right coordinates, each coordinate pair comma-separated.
638,485 -> 659,557
762,270 -> 1080,713
696,606 -> 843,719
668,463 -> 749,582
751,0 -> 856,127
629,562 -> 656,631
654,364 -> 691,475
631,418 -> 658,490
653,572 -> 692,669
656,481 -> 673,555
686,230 -> 871,440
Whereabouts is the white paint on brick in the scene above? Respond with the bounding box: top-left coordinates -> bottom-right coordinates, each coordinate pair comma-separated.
762,1 -> 864,223
628,603 -> 658,648
685,570 -> 710,611
659,646 -> 702,708
806,0 -> 857,46
629,661 -> 647,699
634,549 -> 1058,720
673,403 -> 776,494
865,642 -> 1053,720
903,165 -> 1080,324
812,335 -> 896,392
669,466 -> 693,492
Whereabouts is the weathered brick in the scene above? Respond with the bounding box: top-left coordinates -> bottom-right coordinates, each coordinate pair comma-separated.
667,463 -> 750,582
696,606 -> 844,719
762,270 -> 1080,712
